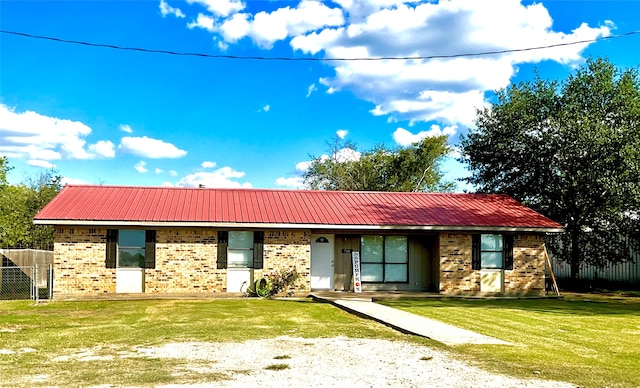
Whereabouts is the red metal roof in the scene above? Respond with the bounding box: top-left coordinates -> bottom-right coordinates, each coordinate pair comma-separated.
33,185 -> 564,231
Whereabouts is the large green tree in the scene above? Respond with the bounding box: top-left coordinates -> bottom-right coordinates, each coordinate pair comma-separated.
460,58 -> 640,279
303,136 -> 453,192
0,157 -> 62,249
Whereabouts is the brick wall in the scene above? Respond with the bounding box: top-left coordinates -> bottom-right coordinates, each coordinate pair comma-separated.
439,233 -> 480,293
504,234 -> 546,293
52,227 -> 311,295
439,232 -> 546,294
53,228 -> 116,294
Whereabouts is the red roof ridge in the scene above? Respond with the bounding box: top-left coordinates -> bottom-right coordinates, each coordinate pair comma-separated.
60,184 -> 510,197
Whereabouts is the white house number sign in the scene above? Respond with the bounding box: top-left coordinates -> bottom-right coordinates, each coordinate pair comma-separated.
351,251 -> 362,293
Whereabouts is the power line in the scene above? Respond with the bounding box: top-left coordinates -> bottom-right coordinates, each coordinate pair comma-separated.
1,28 -> 639,62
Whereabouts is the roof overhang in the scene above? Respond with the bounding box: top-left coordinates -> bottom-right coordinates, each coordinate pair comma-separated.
34,219 -> 565,233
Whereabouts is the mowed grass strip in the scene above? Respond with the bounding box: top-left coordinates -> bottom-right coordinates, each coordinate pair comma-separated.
0,299 -> 421,387
380,294 -> 640,388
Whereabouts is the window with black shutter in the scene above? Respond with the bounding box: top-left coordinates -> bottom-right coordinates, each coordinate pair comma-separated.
253,231 -> 264,269
106,229 -> 118,268
145,230 -> 156,269
472,233 -> 514,270
217,231 -> 228,269
105,229 -> 156,269
218,231 -> 264,269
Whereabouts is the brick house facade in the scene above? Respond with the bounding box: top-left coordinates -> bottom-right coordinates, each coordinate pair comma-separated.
36,186 -> 562,297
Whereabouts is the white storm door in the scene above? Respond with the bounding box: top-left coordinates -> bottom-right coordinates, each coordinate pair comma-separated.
311,234 -> 335,290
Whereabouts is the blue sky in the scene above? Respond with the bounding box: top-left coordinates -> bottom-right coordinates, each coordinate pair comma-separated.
1,0 -> 638,191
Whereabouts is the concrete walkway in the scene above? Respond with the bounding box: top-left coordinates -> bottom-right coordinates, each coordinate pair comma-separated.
315,296 -> 510,346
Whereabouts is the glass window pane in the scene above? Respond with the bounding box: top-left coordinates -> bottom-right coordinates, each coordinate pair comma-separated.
385,264 -> 407,282
119,230 -> 145,248
481,252 -> 503,268
481,234 -> 503,251
361,263 -> 383,282
361,235 -> 383,263
119,248 -> 145,267
228,249 -> 252,267
385,236 -> 407,263
229,231 -> 253,249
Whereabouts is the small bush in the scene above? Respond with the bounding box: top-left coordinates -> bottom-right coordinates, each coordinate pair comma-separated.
266,268 -> 302,297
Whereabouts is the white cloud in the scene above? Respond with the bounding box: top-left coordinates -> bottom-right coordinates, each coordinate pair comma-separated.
275,176 -> 306,189
336,129 -> 348,139
88,140 -> 116,158
259,104 -> 270,112
175,167 -> 252,188
169,170 -> 179,176
392,125 -> 457,146
187,13 -> 216,32
135,161 -> 148,173
167,0 -> 610,127
159,0 -> 185,18
61,176 -> 91,185
219,13 -> 251,42
155,168 -> 163,174
0,104 -> 112,161
201,160 -> 216,168
306,83 -> 318,97
27,160 -> 56,169
215,0 -> 344,49
187,0 -> 245,18
119,124 -> 133,133
119,136 -> 187,158
334,147 -> 361,162
295,160 -> 312,172
292,0 -> 610,126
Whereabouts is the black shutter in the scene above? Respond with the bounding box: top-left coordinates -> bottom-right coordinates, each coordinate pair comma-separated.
253,231 -> 264,269
145,230 -> 156,269
217,231 -> 228,269
472,234 -> 481,270
504,234 -> 514,270
106,229 -> 118,269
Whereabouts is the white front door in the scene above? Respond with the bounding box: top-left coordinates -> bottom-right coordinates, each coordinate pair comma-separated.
311,234 -> 334,290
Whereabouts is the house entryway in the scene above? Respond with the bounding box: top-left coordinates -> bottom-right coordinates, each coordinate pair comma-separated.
310,234 -> 334,290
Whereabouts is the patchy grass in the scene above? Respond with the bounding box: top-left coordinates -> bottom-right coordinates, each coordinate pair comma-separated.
380,294 -> 640,388
264,363 -> 289,371
273,355 -> 291,360
0,298 -> 420,387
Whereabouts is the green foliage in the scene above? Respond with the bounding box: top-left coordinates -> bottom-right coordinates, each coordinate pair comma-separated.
460,58 -> 640,277
0,159 -> 62,249
303,136 -> 453,192
266,267 -> 302,297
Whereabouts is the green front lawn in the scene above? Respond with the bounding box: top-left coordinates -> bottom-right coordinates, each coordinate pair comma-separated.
0,298 -> 425,387
380,294 -> 640,388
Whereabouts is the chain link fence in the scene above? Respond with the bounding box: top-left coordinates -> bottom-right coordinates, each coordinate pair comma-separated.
1,249 -> 53,301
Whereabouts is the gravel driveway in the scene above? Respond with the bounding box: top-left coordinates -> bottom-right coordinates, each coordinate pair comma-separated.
125,336 -> 574,388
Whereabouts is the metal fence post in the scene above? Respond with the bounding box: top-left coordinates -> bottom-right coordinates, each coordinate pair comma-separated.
49,264 -> 53,300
